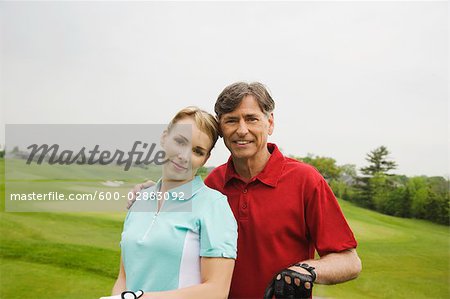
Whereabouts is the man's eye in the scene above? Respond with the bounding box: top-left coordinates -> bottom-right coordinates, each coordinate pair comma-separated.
225,119 -> 237,124
175,138 -> 186,145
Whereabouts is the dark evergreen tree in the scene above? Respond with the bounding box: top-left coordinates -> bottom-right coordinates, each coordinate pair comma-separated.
360,145 -> 397,176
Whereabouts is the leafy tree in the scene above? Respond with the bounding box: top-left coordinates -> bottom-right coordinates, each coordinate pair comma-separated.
408,176 -> 429,219
352,175 -> 373,208
295,154 -> 341,181
339,164 -> 357,181
425,177 -> 449,224
331,164 -> 357,199
330,179 -> 348,199
361,145 -> 397,176
355,146 -> 398,209
423,189 -> 449,225
367,174 -> 410,217
196,166 -> 209,179
370,174 -> 391,211
406,176 -> 449,224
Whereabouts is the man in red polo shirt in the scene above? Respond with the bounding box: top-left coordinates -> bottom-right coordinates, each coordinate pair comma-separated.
204,82 -> 361,299
129,82 -> 361,298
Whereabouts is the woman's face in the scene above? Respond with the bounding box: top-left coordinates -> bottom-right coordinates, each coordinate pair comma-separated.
161,117 -> 213,182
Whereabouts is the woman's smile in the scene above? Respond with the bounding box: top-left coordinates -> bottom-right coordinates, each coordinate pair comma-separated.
170,160 -> 188,171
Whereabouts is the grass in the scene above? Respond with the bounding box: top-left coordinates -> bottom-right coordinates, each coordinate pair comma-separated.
1,158 -> 449,298
314,199 -> 449,298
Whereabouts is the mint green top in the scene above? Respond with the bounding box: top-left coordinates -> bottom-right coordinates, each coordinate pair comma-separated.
120,176 -> 237,292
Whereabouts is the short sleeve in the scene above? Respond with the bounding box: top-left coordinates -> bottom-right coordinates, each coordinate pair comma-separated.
305,178 -> 357,256
199,195 -> 238,259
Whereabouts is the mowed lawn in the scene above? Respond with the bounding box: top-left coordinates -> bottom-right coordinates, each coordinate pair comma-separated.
0,158 -> 449,298
314,199 -> 449,298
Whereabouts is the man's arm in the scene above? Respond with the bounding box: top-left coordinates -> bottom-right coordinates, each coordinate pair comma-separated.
289,248 -> 362,285
127,181 -> 155,209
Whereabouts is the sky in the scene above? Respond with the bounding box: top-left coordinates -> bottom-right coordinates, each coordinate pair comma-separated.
1,1 -> 448,177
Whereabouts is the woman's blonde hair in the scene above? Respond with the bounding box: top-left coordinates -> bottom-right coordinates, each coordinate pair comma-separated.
167,106 -> 219,152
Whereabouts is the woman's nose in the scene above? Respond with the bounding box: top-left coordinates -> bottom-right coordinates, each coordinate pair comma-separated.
177,146 -> 190,162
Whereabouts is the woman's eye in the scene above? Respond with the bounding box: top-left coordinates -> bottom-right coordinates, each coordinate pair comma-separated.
175,138 -> 186,145
193,148 -> 205,156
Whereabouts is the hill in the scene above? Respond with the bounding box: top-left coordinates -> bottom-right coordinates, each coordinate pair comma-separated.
0,159 -> 448,298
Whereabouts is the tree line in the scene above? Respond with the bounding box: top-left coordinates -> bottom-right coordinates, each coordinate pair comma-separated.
292,146 -> 449,226
1,146 -> 447,225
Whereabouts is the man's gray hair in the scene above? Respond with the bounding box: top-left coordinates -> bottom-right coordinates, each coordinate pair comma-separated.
215,82 -> 275,119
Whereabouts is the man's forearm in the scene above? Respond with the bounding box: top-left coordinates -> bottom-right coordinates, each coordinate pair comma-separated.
291,248 -> 362,285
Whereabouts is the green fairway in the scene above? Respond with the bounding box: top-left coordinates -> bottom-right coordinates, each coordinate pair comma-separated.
314,199 -> 449,298
1,158 -> 449,298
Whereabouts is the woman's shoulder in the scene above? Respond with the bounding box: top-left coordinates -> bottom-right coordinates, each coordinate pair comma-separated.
191,179 -> 229,210
194,183 -> 236,228
195,183 -> 227,202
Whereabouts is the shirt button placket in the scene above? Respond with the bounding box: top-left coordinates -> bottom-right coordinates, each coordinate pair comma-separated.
240,187 -> 249,219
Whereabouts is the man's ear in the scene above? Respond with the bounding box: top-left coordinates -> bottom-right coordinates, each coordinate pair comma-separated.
268,112 -> 274,136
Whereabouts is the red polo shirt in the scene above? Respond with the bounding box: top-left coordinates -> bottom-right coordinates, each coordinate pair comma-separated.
205,143 -> 357,299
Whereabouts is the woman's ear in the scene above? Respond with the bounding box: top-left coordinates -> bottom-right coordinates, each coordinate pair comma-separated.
197,151 -> 211,171
160,130 -> 168,147
204,152 -> 211,164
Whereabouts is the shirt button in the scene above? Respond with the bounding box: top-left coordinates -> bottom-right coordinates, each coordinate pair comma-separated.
242,203 -> 247,209
243,189 -> 248,193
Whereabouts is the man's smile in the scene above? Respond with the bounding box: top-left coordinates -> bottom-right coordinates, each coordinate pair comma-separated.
233,140 -> 253,146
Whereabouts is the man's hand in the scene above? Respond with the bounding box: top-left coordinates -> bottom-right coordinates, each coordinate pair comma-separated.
263,268 -> 314,299
127,180 -> 155,209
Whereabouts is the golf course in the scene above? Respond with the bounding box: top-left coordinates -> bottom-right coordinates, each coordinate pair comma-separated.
0,158 -> 449,298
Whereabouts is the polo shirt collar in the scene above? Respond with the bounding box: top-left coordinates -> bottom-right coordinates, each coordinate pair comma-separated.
154,175 -> 205,201
224,143 -> 285,188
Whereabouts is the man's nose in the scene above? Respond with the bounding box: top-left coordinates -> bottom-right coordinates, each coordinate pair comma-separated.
236,119 -> 249,136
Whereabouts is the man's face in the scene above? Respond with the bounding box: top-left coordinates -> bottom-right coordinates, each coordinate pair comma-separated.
219,95 -> 274,160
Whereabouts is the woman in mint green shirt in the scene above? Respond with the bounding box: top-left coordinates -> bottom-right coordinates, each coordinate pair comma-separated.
104,107 -> 237,299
